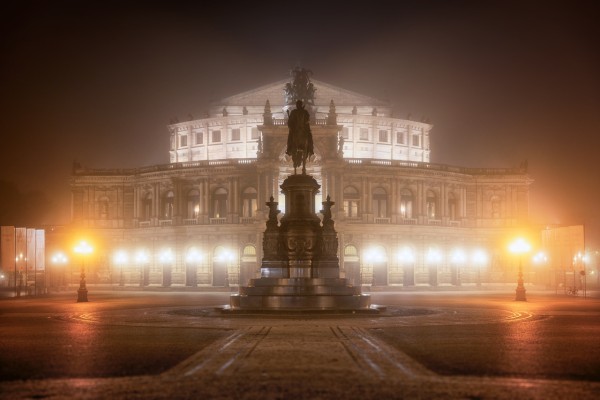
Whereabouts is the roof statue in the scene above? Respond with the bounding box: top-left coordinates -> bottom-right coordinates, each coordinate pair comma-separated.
283,67 -> 316,107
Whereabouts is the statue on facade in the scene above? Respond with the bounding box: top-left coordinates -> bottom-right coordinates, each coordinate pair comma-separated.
286,100 -> 314,174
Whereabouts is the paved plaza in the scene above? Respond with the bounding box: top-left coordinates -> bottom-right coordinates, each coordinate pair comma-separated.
1,290 -> 599,399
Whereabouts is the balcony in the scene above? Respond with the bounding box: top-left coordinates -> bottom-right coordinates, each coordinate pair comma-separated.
210,218 -> 227,225
183,218 -> 198,225
374,218 -> 391,224
240,217 -> 255,224
399,218 -> 417,225
159,219 -> 173,227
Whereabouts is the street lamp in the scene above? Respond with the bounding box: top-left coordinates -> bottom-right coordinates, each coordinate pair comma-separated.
74,240 -> 93,302
450,249 -> 466,286
51,252 -> 68,291
509,238 -> 530,301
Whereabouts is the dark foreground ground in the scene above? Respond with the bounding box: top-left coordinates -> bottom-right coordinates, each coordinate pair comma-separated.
0,290 -> 599,399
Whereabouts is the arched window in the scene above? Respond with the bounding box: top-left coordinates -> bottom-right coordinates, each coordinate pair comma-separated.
343,186 -> 359,218
448,192 -> 457,220
242,187 -> 258,218
400,189 -> 413,219
426,190 -> 437,219
187,189 -> 200,218
142,193 -> 152,221
344,245 -> 359,261
372,187 -> 387,218
212,188 -> 228,218
98,196 -> 109,220
242,245 -> 257,262
163,191 -> 174,219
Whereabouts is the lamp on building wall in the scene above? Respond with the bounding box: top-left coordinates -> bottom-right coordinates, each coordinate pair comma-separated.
365,247 -> 386,287
532,251 -> 548,289
114,250 -> 128,287
135,250 -> 149,286
74,240 -> 93,302
450,249 -> 466,286
51,252 -> 68,291
472,249 -> 488,287
509,238 -> 530,301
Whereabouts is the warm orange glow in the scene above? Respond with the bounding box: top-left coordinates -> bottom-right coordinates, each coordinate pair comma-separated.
74,240 -> 93,255
509,238 -> 531,255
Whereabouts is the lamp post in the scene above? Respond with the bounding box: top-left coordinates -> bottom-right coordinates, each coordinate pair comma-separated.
74,240 -> 93,302
51,252 -> 68,292
509,238 -> 530,301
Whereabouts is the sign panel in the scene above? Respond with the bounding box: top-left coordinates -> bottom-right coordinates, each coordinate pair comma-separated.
15,227 -> 26,272
1,226 -> 15,273
36,230 -> 45,271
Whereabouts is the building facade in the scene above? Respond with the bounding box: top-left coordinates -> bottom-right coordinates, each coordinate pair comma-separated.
66,77 -> 532,289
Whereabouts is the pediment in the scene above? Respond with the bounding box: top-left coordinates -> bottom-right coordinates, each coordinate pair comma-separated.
217,79 -> 389,108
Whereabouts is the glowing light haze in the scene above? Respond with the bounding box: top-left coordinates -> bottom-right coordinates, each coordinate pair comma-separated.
1,1 -> 599,245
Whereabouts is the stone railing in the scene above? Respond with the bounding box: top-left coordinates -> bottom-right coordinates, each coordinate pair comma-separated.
210,218 -> 227,225
183,218 -> 198,225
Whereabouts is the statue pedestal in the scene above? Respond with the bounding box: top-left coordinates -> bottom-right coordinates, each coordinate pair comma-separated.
230,174 -> 372,312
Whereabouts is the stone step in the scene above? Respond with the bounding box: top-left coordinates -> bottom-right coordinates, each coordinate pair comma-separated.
239,285 -> 362,296
249,277 -> 353,287
230,293 -> 372,310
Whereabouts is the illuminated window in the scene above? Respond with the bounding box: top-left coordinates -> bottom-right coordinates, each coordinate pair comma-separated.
400,189 -> 413,219
98,197 -> 109,220
212,188 -> 228,218
378,130 -> 388,143
396,131 -> 405,144
212,130 -> 221,143
231,128 -> 240,141
426,190 -> 437,218
342,127 -> 350,139
163,191 -> 174,219
343,186 -> 360,218
187,189 -> 200,218
372,187 -> 388,218
412,134 -> 420,147
242,187 -> 257,218
195,131 -> 203,145
142,193 -> 152,220
359,128 -> 369,141
250,127 -> 259,140
180,135 -> 187,147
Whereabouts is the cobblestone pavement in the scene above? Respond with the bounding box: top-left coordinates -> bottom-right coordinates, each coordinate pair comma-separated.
2,293 -> 599,399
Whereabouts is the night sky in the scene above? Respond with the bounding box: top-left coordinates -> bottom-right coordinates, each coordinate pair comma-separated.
1,1 -> 599,246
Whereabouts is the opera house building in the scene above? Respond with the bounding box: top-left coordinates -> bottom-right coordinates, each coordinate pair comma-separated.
64,75 -> 532,289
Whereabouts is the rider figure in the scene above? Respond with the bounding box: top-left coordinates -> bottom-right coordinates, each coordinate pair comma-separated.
286,100 -> 314,174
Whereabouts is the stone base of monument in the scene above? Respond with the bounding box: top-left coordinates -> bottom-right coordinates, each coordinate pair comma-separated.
229,277 -> 373,311
228,173 -> 375,313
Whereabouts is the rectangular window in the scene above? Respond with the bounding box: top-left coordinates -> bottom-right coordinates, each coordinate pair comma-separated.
212,130 -> 221,143
342,127 -> 350,139
378,130 -> 388,142
195,131 -> 203,145
180,135 -> 188,147
359,128 -> 369,141
231,128 -> 240,141
250,127 -> 259,140
412,134 -> 420,147
396,131 -> 405,144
